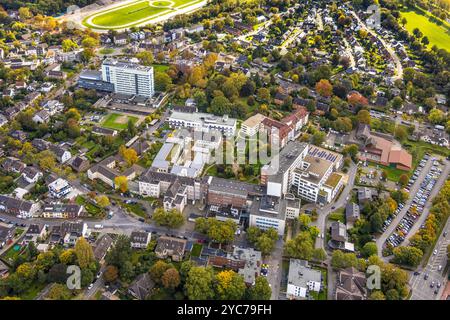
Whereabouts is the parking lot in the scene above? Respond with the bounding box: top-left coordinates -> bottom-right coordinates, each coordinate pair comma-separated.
384,154 -> 443,249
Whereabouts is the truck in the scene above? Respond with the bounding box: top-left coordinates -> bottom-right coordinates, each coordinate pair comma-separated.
435,125 -> 445,131
94,224 -> 103,229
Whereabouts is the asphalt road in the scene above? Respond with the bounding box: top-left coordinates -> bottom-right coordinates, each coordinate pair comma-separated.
409,218 -> 450,300
313,161 -> 358,249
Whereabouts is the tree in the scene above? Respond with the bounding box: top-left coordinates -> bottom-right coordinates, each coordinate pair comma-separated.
162,268 -> 181,289
152,208 -> 184,228
312,131 -> 326,146
428,108 -> 445,124
149,260 -> 171,283
348,93 -> 368,108
59,249 -> 75,265
81,36 -> 99,49
248,276 -> 271,300
155,72 -> 172,92
356,109 -> 371,125
95,195 -> 110,208
298,214 -> 311,230
74,237 -> 95,269
392,246 -> 423,267
381,170 -> 388,181
185,266 -> 215,300
315,79 -> 333,97
257,88 -> 271,102
330,250 -> 359,269
103,265 -> 119,283
398,174 -> 409,187
62,39 -> 78,52
394,126 -> 408,142
195,218 -> 237,244
215,270 -> 246,300
209,95 -> 232,116
312,248 -> 327,261
370,291 -> 386,300
119,145 -> 138,166
114,176 -> 128,193
47,284 -> 72,300
106,235 -> 132,275
361,242 -> 378,258
342,144 -> 359,161
18,7 -> 32,20
136,51 -> 154,66
284,231 -> 315,260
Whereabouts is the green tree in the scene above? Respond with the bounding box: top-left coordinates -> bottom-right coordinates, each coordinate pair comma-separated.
155,72 -> 172,92
74,237 -> 95,269
185,266 -> 215,300
47,284 -> 72,300
215,270 -> 246,300
136,51 -> 154,66
248,276 -> 271,300
361,242 -> 378,258
105,235 -> 132,275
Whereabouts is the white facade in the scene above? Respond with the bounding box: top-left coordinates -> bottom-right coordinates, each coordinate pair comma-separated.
102,59 -> 154,97
249,214 -> 285,236
168,112 -> 237,136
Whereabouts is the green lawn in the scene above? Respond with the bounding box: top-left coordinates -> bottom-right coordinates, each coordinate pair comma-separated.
403,140 -> 450,169
101,113 -> 138,131
99,48 -> 114,55
368,162 -> 406,182
76,195 -> 105,218
83,0 -> 204,29
153,64 -> 170,73
191,243 -> 203,257
400,8 -> 450,52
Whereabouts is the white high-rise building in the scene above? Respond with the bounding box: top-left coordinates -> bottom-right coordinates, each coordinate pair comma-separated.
102,59 -> 154,97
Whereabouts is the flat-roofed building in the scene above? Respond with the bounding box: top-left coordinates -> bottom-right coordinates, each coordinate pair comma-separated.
168,111 -> 237,136
240,113 -> 266,136
102,59 -> 154,97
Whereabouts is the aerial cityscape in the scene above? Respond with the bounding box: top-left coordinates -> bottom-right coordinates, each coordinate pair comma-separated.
0,0 -> 449,303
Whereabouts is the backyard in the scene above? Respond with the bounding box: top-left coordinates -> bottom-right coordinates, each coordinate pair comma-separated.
102,113 -> 139,131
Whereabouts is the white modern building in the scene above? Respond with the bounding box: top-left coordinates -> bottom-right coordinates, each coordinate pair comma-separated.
102,59 -> 154,97
168,111 -> 237,136
261,142 -> 344,204
287,259 -> 322,300
48,178 -> 72,199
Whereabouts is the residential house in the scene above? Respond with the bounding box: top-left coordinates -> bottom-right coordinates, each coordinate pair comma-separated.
22,224 -> 48,244
0,195 -> 40,218
41,204 -> 83,219
70,156 -> 90,173
335,267 -> 367,300
0,224 -> 15,248
93,234 -> 114,262
49,145 -> 72,164
130,230 -> 151,249
22,166 -> 43,184
1,157 -> 26,174
32,110 -> 50,124
155,236 -> 187,261
49,221 -> 88,245
48,178 -> 72,199
128,273 -> 155,300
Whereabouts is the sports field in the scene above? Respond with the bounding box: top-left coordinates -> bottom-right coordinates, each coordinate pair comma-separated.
102,113 -> 139,130
400,8 -> 450,52
83,0 -> 205,30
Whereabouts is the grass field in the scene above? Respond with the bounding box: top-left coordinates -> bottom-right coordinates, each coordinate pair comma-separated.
102,113 -> 138,130
83,0 -> 204,30
400,8 -> 450,52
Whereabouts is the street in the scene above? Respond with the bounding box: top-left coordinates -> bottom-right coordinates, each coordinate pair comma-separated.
409,218 -> 449,300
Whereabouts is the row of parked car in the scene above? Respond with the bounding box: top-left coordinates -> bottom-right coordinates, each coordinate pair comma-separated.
386,155 -> 442,248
